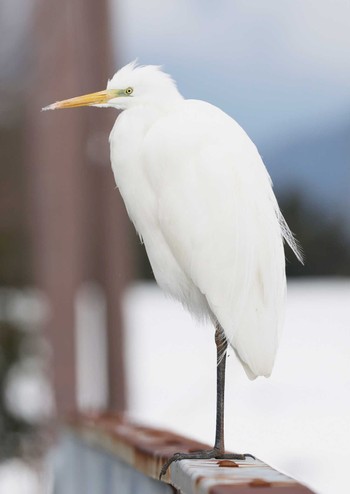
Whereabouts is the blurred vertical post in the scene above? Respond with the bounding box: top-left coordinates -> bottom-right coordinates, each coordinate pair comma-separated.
26,0 -> 132,414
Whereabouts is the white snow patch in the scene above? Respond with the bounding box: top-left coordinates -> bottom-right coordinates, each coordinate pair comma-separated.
122,278 -> 350,494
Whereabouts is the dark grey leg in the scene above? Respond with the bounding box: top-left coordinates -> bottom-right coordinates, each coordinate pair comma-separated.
159,323 -> 247,479
213,322 -> 228,453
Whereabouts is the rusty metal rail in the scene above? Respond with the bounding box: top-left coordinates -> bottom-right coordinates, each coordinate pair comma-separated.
60,413 -> 315,493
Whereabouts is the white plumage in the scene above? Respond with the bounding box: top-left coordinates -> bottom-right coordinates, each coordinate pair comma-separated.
44,61 -> 302,381
107,62 -> 302,380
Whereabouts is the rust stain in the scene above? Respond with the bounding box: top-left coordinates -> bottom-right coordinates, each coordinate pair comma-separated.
249,478 -> 272,487
195,475 -> 205,487
66,412 -> 316,493
66,411 -> 209,477
217,460 -> 239,468
210,486 -> 315,494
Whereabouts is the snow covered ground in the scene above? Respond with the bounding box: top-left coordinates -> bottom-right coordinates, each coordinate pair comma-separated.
0,279 -> 348,493
123,278 -> 350,494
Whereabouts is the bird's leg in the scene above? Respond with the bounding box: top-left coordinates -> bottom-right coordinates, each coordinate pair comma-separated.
214,322 -> 228,453
159,323 -> 247,480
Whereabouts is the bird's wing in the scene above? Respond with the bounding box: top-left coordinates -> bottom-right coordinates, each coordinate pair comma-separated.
143,100 -> 299,378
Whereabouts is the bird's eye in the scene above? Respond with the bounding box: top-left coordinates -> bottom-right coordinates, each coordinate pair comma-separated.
125,87 -> 133,95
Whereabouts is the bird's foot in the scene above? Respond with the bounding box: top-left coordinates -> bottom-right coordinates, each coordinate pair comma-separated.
159,448 -> 254,479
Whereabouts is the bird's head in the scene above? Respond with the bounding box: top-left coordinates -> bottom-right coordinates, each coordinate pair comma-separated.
42,61 -> 182,112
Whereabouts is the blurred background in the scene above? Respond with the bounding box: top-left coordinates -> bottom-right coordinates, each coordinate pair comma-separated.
0,0 -> 349,493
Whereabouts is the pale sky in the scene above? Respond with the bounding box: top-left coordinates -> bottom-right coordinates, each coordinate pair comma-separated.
2,0 -> 350,144
111,0 -> 350,146
1,0 -> 348,210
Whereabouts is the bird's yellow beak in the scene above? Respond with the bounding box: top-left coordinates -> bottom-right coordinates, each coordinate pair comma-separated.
42,89 -> 119,111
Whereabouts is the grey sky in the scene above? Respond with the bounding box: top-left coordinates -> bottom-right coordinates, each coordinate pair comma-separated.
111,0 -> 350,145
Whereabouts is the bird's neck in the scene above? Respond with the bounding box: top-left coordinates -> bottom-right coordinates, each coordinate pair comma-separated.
123,99 -> 181,123
111,105 -> 165,144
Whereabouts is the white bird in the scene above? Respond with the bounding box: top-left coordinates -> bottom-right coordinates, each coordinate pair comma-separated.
43,61 -> 302,476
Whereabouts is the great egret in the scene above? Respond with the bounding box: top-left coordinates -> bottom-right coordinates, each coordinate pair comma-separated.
43,62 -> 302,477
